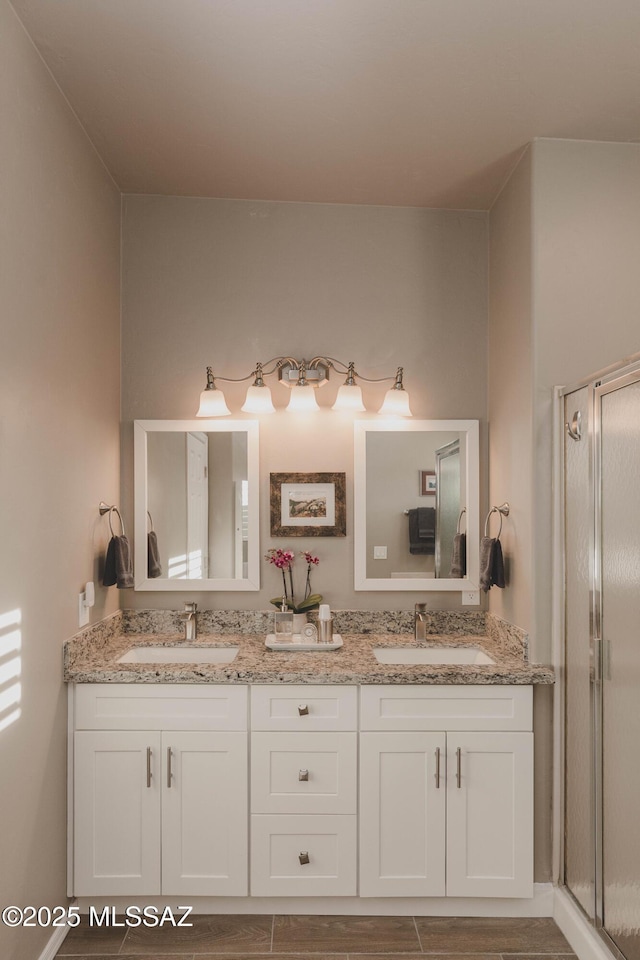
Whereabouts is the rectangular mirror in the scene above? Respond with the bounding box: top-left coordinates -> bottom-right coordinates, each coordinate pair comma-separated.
354,420 -> 479,591
134,420 -> 260,590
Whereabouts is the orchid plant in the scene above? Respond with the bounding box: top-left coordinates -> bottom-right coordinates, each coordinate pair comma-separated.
265,548 -> 322,613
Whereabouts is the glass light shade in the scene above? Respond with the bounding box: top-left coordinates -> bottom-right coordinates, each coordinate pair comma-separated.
332,382 -> 366,412
286,384 -> 320,412
378,387 -> 412,417
196,387 -> 231,417
241,383 -> 276,414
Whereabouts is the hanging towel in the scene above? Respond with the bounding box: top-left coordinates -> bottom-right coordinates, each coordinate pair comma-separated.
449,532 -> 466,578
147,530 -> 162,578
408,507 -> 435,554
479,536 -> 506,591
491,538 -> 506,588
103,535 -> 134,589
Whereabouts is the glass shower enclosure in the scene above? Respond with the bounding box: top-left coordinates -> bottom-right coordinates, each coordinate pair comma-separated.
562,362 -> 640,960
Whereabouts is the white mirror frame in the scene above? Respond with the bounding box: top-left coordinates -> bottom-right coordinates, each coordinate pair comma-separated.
134,419 -> 260,591
354,419 -> 480,591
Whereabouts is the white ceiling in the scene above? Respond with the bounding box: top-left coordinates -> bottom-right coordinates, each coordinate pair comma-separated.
11,0 -> 640,209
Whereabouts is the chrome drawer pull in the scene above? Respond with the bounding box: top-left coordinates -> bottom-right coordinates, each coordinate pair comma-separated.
298,768 -> 309,781
456,746 -> 462,788
167,747 -> 173,788
299,851 -> 310,865
298,704 -> 309,716
435,747 -> 441,788
146,747 -> 152,788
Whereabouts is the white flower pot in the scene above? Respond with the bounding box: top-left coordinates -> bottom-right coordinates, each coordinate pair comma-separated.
292,613 -> 307,636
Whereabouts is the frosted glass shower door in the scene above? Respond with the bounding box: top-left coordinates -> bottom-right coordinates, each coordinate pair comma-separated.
599,374 -> 640,960
563,387 -> 595,919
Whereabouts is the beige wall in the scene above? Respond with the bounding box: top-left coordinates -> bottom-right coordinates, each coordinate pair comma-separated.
490,139 -> 640,660
532,138 -> 640,664
487,147 -> 534,634
121,196 -> 488,611
0,2 -> 121,957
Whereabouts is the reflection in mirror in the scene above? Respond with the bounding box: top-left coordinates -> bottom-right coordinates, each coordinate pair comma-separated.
134,420 -> 260,591
354,420 -> 479,591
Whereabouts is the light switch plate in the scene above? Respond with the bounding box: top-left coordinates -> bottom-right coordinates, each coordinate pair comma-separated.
373,546 -> 387,559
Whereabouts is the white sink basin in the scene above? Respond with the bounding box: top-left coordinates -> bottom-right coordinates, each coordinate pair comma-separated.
117,645 -> 239,665
373,646 -> 495,665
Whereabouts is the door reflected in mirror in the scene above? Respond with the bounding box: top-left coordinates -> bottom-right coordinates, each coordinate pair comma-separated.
354,420 -> 479,592
134,420 -> 260,591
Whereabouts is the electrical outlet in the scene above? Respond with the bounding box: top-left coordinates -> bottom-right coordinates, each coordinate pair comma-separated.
78,591 -> 90,627
462,590 -> 480,606
373,546 -> 387,560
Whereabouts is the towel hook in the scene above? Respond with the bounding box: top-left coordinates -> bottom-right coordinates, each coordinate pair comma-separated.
99,501 -> 126,537
147,510 -> 154,532
484,502 -> 510,539
456,508 -> 467,534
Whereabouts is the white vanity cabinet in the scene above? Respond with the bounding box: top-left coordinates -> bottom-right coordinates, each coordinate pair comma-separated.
71,684 -> 248,897
69,680 -> 535,904
249,684 -> 358,896
359,685 -> 534,899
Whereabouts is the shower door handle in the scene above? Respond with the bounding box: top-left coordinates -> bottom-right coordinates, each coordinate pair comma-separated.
592,637 -> 611,682
590,637 -> 600,682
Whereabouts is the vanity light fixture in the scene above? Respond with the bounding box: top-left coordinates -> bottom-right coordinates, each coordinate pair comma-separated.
196,357 -> 412,417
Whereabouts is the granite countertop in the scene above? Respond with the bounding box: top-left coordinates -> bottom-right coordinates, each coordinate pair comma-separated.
64,612 -> 554,685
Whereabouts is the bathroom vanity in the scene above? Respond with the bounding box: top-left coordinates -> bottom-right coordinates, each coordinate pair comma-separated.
65,614 -> 553,910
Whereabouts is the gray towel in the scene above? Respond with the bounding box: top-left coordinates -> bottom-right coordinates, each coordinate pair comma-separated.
103,535 -> 134,589
148,531 -> 162,578
408,507 -> 435,555
479,536 -> 505,591
449,533 -> 466,578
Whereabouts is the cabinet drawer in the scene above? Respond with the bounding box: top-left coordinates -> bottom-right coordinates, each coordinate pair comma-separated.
251,732 -> 357,814
73,684 -> 248,731
250,685 -> 357,731
360,684 -> 532,731
250,814 -> 357,896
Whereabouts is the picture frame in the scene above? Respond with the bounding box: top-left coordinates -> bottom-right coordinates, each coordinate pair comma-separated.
419,469 -> 437,496
270,472 -> 347,537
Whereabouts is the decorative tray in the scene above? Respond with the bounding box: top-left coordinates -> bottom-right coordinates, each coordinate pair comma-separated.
265,634 -> 343,652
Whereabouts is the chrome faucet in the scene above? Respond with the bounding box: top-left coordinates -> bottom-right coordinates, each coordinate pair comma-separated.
414,602 -> 428,641
181,602 -> 198,641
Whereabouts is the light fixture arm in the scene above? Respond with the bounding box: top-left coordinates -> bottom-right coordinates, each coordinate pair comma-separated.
310,355 -> 401,384
206,357 -> 292,384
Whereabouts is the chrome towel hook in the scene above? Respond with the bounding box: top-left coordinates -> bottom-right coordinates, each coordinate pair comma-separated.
456,508 -> 467,534
484,502 -> 510,539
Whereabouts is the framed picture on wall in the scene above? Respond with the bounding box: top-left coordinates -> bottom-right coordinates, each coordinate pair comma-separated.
270,472 -> 347,536
419,469 -> 436,496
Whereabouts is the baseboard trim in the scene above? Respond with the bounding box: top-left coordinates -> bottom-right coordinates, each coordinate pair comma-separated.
37,922 -> 69,960
76,884 -> 553,917
554,887 -> 618,960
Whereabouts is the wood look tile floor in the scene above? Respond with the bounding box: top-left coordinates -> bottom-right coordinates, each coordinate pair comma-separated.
54,915 -> 575,959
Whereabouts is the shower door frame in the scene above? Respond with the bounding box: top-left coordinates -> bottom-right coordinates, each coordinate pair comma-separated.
556,354 -> 640,958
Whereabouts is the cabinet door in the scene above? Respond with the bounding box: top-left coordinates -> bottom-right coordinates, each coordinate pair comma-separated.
161,731 -> 248,895
446,731 -> 533,898
359,731 -> 446,897
74,731 -> 161,896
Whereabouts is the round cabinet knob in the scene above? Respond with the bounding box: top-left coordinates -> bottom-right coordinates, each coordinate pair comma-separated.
298,768 -> 309,781
298,704 -> 309,716
299,851 -> 310,865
